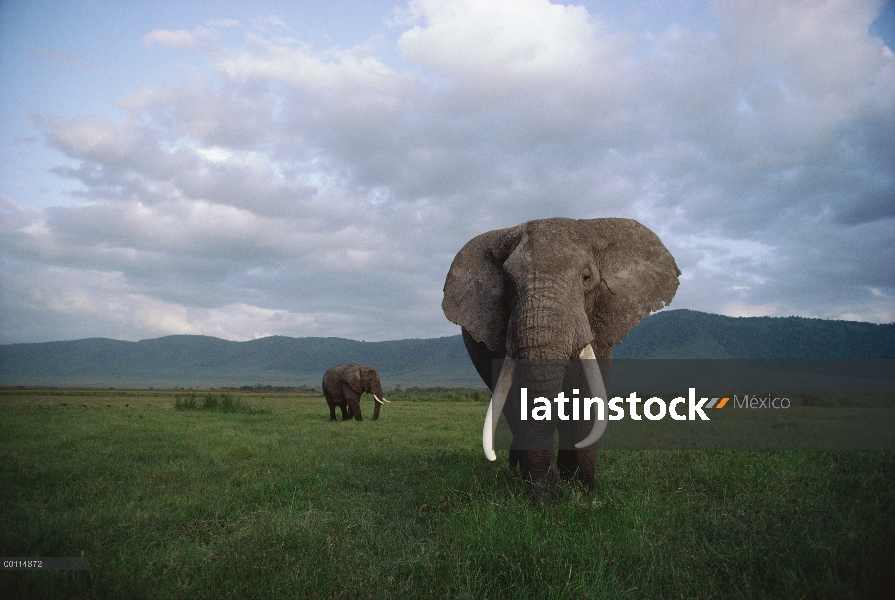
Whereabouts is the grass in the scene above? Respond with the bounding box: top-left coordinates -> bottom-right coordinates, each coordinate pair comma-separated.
1,388 -> 893,598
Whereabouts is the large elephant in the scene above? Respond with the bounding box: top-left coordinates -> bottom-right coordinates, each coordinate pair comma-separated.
442,217 -> 679,503
322,364 -> 389,421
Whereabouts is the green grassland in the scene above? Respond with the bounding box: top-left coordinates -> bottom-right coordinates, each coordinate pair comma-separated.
2,388 -> 894,598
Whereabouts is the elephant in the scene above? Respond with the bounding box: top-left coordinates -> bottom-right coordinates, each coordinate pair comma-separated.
442,217 -> 680,503
322,364 -> 389,421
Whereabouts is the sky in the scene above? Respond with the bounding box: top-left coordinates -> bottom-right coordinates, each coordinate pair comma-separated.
1,0 -> 893,344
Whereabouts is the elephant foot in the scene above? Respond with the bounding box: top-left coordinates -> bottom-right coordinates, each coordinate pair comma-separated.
557,449 -> 596,490
522,453 -> 561,506
508,449 -> 523,473
576,471 -> 595,490
527,478 -> 563,506
558,461 -> 592,487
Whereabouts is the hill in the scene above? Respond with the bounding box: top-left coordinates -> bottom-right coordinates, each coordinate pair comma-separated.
1,310 -> 892,389
612,309 -> 895,359
0,335 -> 479,389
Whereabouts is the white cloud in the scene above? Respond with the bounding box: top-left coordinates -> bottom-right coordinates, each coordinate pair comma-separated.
142,26 -> 222,52
398,0 -> 618,92
47,115 -> 143,163
206,19 -> 240,29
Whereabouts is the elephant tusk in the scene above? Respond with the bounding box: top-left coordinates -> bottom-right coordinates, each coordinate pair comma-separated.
483,357 -> 516,462
575,344 -> 609,449
373,395 -> 386,405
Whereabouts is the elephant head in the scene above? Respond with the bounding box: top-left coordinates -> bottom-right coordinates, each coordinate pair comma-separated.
341,364 -> 388,420
442,217 -> 679,498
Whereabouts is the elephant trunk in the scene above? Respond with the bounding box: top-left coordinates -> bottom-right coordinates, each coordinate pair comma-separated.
370,379 -> 387,420
505,288 -> 593,361
482,280 -> 608,460
481,344 -> 607,460
372,396 -> 381,420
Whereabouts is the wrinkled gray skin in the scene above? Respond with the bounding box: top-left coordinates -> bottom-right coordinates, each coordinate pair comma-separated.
322,364 -> 385,421
443,218 -> 680,504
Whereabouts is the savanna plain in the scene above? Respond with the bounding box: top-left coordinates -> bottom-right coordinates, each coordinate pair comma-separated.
2,388 -> 893,599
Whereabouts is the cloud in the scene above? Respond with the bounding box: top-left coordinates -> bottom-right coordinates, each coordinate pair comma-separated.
207,19 -> 240,29
142,25 -> 223,52
45,115 -> 145,165
398,0 -> 617,93
2,0 -> 894,343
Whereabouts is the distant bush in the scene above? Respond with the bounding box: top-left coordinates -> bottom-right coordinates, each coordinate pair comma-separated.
173,392 -> 267,414
223,385 -> 317,392
174,392 -> 198,410
387,388 -> 490,403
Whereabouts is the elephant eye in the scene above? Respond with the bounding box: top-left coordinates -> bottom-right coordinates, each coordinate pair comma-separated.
582,268 -> 592,282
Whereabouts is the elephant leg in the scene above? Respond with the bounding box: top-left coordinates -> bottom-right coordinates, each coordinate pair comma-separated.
522,448 -> 560,505
556,364 -> 598,488
340,404 -> 350,420
556,415 -> 596,488
509,449 -> 523,472
323,390 -> 338,421
575,447 -> 596,489
347,395 -> 362,421
501,390 -> 524,474
556,448 -> 575,480
556,448 -> 596,489
521,419 -> 561,505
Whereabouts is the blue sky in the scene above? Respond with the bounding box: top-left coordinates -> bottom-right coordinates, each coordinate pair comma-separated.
1,0 -> 893,343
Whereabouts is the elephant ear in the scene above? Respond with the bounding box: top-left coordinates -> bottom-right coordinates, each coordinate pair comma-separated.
442,225 -> 522,353
361,366 -> 378,389
578,218 -> 680,348
341,364 -> 363,395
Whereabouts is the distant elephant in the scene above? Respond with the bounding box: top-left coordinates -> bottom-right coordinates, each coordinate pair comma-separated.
322,364 -> 389,421
443,217 -> 679,503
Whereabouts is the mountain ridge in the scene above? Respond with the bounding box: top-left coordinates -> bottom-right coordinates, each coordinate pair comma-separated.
1,310 -> 892,389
